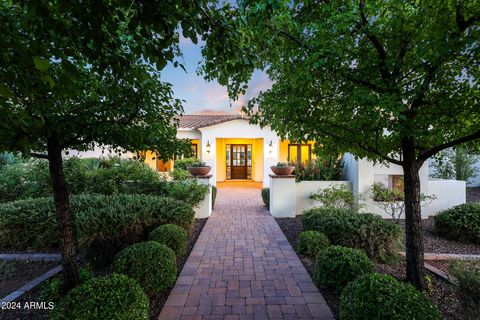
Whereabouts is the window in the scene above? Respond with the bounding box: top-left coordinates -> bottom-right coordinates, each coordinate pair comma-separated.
373,174 -> 404,201
288,144 -> 312,164
191,144 -> 198,159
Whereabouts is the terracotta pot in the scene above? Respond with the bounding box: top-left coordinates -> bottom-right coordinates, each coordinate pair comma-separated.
270,166 -> 295,175
187,166 -> 211,176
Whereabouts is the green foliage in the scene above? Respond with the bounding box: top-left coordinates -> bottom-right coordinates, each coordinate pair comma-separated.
170,168 -> 192,181
434,203 -> 480,243
113,241 -> 177,296
0,157 -> 165,202
261,188 -> 270,209
314,246 -> 373,292
449,260 -> 480,320
174,158 -> 199,170
212,185 -> 217,210
40,267 -> 94,304
276,162 -> 290,167
50,274 -> 149,320
188,160 -> 207,167
149,224 -> 187,256
0,194 -> 194,255
294,159 -> 342,182
302,207 -> 403,262
340,273 -> 442,320
432,147 -> 478,182
164,179 -> 209,208
298,231 -> 330,257
372,182 -> 436,222
310,184 -> 362,211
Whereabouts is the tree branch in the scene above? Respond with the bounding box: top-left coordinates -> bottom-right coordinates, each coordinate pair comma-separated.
418,130 -> 480,162
456,4 -> 480,32
358,0 -> 391,84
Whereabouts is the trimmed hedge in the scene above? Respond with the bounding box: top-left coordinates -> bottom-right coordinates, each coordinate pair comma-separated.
261,188 -> 270,209
302,207 -> 403,262
40,267 -> 94,303
298,231 -> 330,257
314,246 -> 373,291
0,194 -> 194,254
340,273 -> 442,320
113,241 -> 177,295
50,273 -> 149,320
149,224 -> 188,255
435,203 -> 480,243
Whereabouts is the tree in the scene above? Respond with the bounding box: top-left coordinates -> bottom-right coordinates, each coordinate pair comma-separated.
0,0 -> 212,291
432,146 -> 478,182
200,0 -> 480,290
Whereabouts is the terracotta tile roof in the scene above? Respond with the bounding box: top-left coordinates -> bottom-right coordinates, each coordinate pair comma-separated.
178,114 -> 249,129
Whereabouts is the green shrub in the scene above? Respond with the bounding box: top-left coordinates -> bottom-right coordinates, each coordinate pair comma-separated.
50,273 -> 148,320
113,241 -> 176,295
149,224 -> 187,255
164,179 -> 209,207
435,203 -> 480,243
294,158 -> 343,182
212,185 -> 217,210
314,246 -> 373,291
310,184 -> 363,211
170,168 -> 191,181
40,267 -> 94,303
0,157 -> 166,202
302,207 -> 402,262
0,194 -> 194,256
340,273 -> 442,320
261,188 -> 270,209
174,158 -> 197,170
298,231 -> 330,257
449,260 -> 480,320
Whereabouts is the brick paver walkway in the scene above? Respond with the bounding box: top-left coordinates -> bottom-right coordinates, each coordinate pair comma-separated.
159,185 -> 334,320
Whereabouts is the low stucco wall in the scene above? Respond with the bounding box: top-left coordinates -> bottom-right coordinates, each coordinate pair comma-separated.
269,176 -> 351,217
295,181 -> 352,215
423,179 -> 466,217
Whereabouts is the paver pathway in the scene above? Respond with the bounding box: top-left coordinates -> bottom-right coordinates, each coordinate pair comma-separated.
159,185 -> 334,320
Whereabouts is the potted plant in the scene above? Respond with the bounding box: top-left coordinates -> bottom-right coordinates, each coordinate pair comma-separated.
271,162 -> 295,175
187,160 -> 211,176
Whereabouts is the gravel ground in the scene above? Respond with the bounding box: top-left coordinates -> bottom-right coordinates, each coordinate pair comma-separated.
0,219 -> 208,320
466,187 -> 480,202
275,216 -> 462,320
398,219 -> 480,255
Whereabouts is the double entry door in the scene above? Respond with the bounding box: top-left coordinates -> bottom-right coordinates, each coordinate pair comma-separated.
226,144 -> 252,180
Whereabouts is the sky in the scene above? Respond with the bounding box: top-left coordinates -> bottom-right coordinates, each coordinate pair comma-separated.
160,35 -> 271,115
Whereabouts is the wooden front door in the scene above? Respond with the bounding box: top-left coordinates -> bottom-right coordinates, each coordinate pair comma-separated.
230,145 -> 247,179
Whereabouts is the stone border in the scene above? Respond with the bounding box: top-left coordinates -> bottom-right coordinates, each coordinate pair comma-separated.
0,265 -> 62,303
0,253 -> 61,262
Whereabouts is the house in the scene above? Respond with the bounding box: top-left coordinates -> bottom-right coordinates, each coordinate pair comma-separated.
144,112 -> 316,188
142,112 -> 466,219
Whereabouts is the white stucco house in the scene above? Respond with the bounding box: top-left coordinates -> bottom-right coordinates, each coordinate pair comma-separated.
140,112 -> 466,219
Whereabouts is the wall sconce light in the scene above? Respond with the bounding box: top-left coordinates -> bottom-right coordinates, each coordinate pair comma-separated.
206,140 -> 211,154
268,140 -> 273,153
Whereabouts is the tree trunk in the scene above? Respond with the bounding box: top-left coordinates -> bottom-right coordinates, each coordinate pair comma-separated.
47,136 -> 79,292
402,138 -> 425,291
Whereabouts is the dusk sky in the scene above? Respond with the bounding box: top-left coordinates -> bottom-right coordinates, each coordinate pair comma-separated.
161,35 -> 272,115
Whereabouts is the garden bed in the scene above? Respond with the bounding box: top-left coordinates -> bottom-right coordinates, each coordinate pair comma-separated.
275,216 -> 462,320
0,218 -> 207,320
397,218 -> 480,255
0,260 -> 58,298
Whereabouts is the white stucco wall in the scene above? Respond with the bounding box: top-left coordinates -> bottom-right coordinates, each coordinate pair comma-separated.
199,119 -> 280,187
176,129 -> 202,141
424,179 -> 466,216
357,158 -> 430,218
295,181 -> 352,215
64,145 -> 133,159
